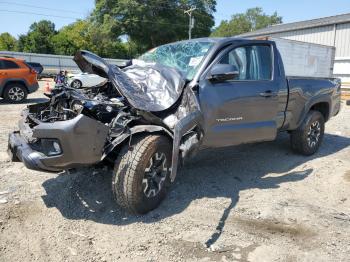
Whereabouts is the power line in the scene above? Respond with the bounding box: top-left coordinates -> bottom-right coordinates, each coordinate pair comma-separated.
0,9 -> 78,19
0,9 -> 208,29
0,0 -> 222,23
126,3 -> 215,19
0,0 -> 214,19
0,1 -> 85,15
114,18 -> 208,29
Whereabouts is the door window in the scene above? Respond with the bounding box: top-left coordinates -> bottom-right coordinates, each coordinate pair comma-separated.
218,45 -> 272,80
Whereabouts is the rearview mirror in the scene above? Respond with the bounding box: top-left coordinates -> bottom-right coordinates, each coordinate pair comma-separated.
209,64 -> 239,82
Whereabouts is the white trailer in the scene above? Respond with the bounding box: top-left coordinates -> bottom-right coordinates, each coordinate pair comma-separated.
258,37 -> 336,78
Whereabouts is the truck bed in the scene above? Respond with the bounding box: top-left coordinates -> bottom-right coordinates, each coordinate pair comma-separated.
285,76 -> 341,130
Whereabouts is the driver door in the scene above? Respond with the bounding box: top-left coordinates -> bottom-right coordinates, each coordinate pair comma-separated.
199,44 -> 279,148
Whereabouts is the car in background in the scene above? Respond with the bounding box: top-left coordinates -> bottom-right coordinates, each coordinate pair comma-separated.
67,72 -> 107,88
26,62 -> 44,75
0,56 -> 39,103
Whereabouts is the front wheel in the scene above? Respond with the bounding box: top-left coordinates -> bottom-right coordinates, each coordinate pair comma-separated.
112,135 -> 172,214
71,79 -> 82,89
290,110 -> 325,155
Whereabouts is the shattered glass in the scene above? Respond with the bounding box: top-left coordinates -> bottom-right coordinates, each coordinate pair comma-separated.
138,41 -> 214,80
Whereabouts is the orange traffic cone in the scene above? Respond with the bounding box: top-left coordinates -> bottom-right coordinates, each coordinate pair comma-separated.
44,81 -> 51,93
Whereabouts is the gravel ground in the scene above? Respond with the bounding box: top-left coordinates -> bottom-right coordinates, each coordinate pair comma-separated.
0,82 -> 350,262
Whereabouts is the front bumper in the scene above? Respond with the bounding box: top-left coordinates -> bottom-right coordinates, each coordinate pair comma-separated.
8,114 -> 109,172
8,131 -> 61,172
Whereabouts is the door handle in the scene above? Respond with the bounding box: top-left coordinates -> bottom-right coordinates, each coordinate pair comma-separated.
259,90 -> 277,97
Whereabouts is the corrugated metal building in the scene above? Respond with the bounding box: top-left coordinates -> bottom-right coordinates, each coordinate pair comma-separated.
240,13 -> 350,86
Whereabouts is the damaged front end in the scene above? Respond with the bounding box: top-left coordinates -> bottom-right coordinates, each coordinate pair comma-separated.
8,50 -> 203,180
8,85 -> 122,171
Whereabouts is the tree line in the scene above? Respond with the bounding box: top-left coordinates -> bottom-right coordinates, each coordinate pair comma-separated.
0,3 -> 282,59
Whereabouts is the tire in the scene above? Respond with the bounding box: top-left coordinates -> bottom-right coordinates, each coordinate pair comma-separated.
3,83 -> 28,103
112,134 -> 172,214
71,79 -> 82,89
290,110 -> 325,155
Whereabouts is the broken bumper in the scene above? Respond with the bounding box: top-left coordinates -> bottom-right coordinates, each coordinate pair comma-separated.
8,131 -> 61,172
8,114 -> 109,172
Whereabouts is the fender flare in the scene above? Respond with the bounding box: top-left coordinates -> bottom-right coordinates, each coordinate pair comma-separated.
296,94 -> 332,128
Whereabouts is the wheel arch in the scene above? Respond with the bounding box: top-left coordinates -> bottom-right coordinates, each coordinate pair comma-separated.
295,95 -> 331,129
104,111 -> 202,183
309,101 -> 330,122
102,125 -> 173,160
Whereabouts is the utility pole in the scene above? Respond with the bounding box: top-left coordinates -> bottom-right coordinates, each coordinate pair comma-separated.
184,7 -> 196,40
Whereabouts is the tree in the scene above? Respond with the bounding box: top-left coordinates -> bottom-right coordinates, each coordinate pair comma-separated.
211,7 -> 282,37
52,18 -> 130,58
20,20 -> 57,53
91,0 -> 216,52
6,0 -> 218,57
88,14 -> 129,58
17,35 -> 27,52
0,32 -> 17,51
52,20 -> 92,56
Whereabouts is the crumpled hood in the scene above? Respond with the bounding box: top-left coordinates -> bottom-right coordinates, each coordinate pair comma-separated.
73,50 -> 185,112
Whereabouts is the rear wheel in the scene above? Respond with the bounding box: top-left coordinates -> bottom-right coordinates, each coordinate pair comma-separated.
112,135 -> 172,214
3,83 -> 28,103
290,110 -> 325,155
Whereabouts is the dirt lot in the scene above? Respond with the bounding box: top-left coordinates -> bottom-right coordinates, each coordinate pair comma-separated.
0,82 -> 350,262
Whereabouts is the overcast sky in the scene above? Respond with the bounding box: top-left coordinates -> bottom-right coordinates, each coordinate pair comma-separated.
1,0 -> 350,37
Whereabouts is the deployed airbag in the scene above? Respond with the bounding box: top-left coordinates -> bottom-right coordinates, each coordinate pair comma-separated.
120,65 -> 185,112
74,50 -> 185,112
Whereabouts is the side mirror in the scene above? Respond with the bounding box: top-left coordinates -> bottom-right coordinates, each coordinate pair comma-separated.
209,64 -> 239,82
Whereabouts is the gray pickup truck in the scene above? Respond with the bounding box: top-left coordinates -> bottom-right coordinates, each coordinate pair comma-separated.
8,38 -> 341,214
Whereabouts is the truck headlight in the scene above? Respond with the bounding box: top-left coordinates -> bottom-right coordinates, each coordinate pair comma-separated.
40,139 -> 62,156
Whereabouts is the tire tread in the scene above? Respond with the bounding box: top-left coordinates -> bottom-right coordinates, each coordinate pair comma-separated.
290,110 -> 325,155
112,135 -> 167,213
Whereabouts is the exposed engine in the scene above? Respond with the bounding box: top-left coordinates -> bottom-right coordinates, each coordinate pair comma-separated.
24,82 -> 168,146
26,83 -> 126,123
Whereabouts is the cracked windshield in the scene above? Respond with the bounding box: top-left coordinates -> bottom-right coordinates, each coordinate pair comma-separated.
137,41 -> 214,80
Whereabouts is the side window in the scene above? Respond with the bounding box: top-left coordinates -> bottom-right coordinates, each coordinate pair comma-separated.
2,60 -> 20,69
0,60 -> 4,70
218,45 -> 272,80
